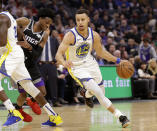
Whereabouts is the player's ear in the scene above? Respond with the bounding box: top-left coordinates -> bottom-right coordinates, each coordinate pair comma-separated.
87,17 -> 90,23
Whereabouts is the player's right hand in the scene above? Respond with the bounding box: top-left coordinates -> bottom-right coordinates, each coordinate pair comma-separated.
63,60 -> 73,69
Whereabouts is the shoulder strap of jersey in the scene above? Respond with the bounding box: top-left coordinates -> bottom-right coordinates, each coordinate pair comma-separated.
69,28 -> 76,45
27,19 -> 33,29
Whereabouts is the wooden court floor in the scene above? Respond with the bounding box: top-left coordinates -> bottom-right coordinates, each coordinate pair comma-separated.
0,100 -> 157,131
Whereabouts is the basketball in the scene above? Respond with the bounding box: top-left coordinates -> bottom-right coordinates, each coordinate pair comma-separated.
116,61 -> 134,79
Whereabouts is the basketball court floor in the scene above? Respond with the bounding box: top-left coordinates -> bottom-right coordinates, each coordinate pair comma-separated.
0,100 -> 157,131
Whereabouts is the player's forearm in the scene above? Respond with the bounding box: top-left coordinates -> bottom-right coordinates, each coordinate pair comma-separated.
55,53 -> 66,66
98,49 -> 117,63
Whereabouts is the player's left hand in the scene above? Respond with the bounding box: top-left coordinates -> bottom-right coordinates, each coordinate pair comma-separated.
17,36 -> 32,50
17,41 -> 32,50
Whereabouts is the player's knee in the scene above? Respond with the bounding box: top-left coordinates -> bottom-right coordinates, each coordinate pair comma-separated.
19,80 -> 40,98
83,79 -> 102,96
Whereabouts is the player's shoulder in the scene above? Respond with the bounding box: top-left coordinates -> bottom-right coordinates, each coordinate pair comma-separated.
0,13 -> 10,27
62,30 -> 75,44
92,30 -> 101,41
0,13 -> 10,22
92,30 -> 100,37
64,30 -> 75,39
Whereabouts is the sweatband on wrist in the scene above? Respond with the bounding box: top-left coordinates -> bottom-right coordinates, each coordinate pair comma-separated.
116,58 -> 121,64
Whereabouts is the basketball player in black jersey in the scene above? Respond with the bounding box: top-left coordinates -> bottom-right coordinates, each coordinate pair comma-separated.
15,8 -> 54,122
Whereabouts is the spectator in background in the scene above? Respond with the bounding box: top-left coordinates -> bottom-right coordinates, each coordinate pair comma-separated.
91,10 -> 102,30
99,26 -> 107,46
126,38 -> 138,57
105,0 -> 117,12
125,25 -> 141,43
119,44 -> 128,60
105,34 -> 117,51
114,50 -> 121,58
138,61 -> 156,98
105,37 -> 115,51
116,38 -> 126,50
67,17 -> 75,29
39,33 -> 62,107
147,59 -> 157,91
93,0 -> 105,10
108,44 -> 116,55
52,30 -> 62,44
120,19 -> 130,36
57,65 -> 68,104
89,22 -> 96,31
101,12 -> 111,29
139,38 -> 157,63
65,74 -> 81,104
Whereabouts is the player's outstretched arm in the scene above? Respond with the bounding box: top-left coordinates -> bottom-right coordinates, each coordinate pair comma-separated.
93,31 -> 118,63
0,14 -> 10,47
55,31 -> 74,68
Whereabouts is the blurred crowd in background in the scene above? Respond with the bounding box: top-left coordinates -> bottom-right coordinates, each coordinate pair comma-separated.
2,0 -> 157,105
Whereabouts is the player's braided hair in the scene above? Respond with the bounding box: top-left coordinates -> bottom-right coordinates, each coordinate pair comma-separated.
37,8 -> 54,20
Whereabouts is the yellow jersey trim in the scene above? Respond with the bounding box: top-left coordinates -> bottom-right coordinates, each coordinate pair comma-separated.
65,48 -> 83,87
0,39 -> 12,67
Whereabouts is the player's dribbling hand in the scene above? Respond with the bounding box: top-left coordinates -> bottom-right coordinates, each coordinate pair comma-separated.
63,61 -> 73,69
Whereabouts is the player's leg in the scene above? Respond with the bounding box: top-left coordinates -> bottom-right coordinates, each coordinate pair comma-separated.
25,67 -> 46,114
16,67 -> 46,121
18,80 -> 63,126
0,74 -> 24,127
15,81 -> 46,122
26,85 -> 46,115
12,63 -> 63,126
0,51 -> 25,127
83,79 -> 130,128
15,86 -> 33,122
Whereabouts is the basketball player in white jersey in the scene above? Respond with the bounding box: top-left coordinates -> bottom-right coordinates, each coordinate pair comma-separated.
56,9 -> 130,128
0,10 -> 63,127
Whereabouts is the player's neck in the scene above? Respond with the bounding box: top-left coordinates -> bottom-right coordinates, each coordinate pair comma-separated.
76,27 -> 88,38
33,22 -> 42,32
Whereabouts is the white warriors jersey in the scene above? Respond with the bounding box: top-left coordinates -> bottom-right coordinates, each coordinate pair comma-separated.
0,11 -> 18,51
65,27 -> 94,66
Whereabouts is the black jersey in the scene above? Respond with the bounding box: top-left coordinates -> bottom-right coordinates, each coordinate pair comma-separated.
23,20 -> 44,68
23,20 -> 44,48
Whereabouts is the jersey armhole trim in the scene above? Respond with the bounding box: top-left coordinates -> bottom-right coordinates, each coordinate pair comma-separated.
69,30 -> 76,46
91,28 -> 94,44
23,19 -> 31,32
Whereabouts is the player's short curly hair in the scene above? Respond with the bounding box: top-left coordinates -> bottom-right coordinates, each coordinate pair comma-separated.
37,8 -> 54,20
